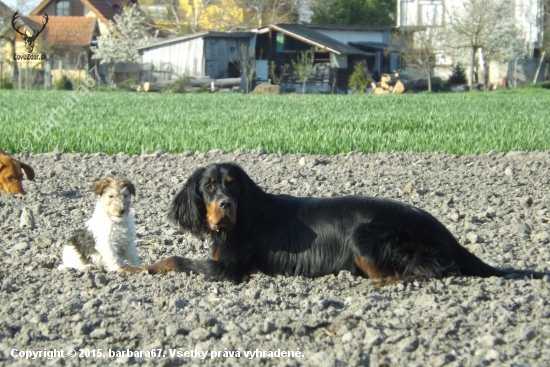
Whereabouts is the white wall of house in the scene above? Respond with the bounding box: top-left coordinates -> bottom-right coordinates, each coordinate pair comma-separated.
141,37 -> 205,78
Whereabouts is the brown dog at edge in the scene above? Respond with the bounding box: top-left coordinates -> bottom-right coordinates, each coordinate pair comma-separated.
0,149 -> 35,194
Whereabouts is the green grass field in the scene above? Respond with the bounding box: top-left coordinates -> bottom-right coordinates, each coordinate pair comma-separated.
1,89 -> 549,155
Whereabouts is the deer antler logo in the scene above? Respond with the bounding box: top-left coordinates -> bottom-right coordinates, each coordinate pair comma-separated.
12,11 -> 49,54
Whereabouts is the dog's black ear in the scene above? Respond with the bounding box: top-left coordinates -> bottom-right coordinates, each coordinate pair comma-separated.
122,180 -> 136,196
230,164 -> 268,228
169,167 -> 207,236
93,177 -> 114,196
20,162 -> 35,181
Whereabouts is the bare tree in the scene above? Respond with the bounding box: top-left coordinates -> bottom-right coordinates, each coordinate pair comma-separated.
141,0 -> 185,35
291,49 -> 314,94
202,0 -> 247,31
269,60 -> 289,85
444,0 -> 518,89
387,27 -> 441,91
238,0 -> 296,28
232,44 -> 257,93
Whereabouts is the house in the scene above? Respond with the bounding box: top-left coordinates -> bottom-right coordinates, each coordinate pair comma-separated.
1,13 -> 98,86
1,0 -> 133,87
0,0 -> 12,84
397,0 -> 546,84
30,0 -> 136,35
137,31 -> 254,81
254,23 -> 396,92
0,0 -> 11,32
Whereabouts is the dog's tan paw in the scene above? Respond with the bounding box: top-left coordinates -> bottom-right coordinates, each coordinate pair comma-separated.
120,265 -> 146,275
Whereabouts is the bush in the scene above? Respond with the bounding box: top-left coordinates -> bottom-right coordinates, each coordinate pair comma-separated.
348,61 -> 370,94
526,81 -> 550,89
162,76 -> 191,93
448,63 -> 468,85
117,77 -> 139,91
0,78 -> 13,89
55,75 -> 73,90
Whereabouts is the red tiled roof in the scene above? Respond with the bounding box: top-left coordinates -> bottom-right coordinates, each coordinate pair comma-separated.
23,16 -> 96,47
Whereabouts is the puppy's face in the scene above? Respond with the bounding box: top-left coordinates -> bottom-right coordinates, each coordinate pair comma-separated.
0,154 -> 35,195
200,165 -> 241,231
94,177 -> 135,222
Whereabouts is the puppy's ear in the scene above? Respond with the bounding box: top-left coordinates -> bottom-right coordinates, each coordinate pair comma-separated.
93,177 -> 113,196
20,162 -> 35,181
0,149 -> 6,155
122,180 -> 136,196
168,167 -> 207,236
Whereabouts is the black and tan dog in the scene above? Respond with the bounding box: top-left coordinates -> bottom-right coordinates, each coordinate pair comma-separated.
123,163 -> 549,284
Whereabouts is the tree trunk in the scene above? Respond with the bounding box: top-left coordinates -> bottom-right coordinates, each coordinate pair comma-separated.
302,80 -> 306,94
427,72 -> 432,92
533,51 -> 546,83
470,46 -> 476,91
484,60 -> 490,91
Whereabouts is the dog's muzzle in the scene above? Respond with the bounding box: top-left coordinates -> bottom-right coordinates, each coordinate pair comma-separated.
207,197 -> 237,231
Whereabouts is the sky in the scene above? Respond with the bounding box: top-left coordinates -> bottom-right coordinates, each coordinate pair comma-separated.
3,0 -> 41,14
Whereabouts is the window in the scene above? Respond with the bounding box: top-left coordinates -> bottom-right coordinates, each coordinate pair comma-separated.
419,1 -> 442,26
399,0 -> 414,27
56,0 -> 70,16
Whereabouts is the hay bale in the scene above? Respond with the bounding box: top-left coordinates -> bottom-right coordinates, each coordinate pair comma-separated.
252,83 -> 281,94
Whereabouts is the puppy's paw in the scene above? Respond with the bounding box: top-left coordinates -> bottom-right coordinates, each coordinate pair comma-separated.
120,265 -> 146,275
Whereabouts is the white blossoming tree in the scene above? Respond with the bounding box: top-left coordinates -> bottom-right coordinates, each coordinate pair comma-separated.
444,0 -> 525,89
91,5 -> 154,63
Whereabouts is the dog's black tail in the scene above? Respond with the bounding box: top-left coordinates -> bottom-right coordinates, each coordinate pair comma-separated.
491,268 -> 550,280
353,222 -> 550,280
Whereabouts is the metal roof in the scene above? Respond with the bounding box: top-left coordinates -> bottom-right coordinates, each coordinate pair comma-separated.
304,24 -> 393,32
137,31 -> 254,51
261,24 -> 369,56
349,41 -> 389,51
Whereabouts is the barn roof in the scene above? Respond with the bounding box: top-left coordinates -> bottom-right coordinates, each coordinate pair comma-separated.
257,24 -> 368,56
137,31 -> 254,51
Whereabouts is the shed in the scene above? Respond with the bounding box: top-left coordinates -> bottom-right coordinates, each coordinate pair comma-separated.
137,31 -> 255,81
304,24 -> 397,73
255,23 -> 378,92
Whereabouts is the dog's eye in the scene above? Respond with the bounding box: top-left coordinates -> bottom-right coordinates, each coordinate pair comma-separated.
204,184 -> 213,192
108,195 -> 114,198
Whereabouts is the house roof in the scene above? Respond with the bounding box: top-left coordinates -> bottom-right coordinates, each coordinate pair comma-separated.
304,24 -> 393,32
349,41 -> 389,51
257,24 -> 368,56
30,0 -> 134,24
0,0 -> 12,31
22,16 -> 97,47
137,31 -> 254,51
0,0 -> 11,16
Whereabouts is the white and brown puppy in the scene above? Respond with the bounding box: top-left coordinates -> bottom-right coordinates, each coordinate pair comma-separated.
58,177 -> 140,272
